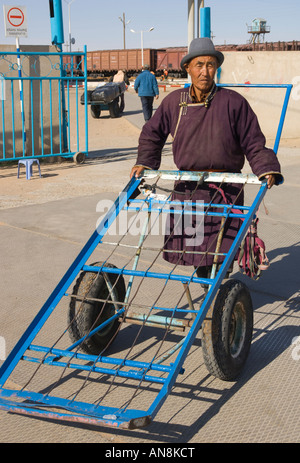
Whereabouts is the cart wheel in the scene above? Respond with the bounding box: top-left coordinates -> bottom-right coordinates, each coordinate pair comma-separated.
90,104 -> 101,118
109,97 -> 120,118
73,152 -> 85,164
201,279 -> 253,381
68,262 -> 126,355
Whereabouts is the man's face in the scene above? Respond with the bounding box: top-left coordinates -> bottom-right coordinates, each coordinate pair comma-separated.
185,55 -> 218,95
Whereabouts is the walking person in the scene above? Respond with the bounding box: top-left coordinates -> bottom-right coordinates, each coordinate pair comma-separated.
134,64 -> 159,121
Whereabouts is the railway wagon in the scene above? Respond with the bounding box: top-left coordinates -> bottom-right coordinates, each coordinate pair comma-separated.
62,54 -> 83,76
156,46 -> 188,77
68,41 -> 299,78
84,48 -> 162,77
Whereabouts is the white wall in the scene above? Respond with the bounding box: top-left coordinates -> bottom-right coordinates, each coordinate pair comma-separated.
219,51 -> 300,142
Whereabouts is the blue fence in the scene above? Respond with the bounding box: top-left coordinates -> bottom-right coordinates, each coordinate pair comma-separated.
0,46 -> 88,162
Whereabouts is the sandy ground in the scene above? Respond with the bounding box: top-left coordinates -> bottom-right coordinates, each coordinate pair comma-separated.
0,92 -> 136,208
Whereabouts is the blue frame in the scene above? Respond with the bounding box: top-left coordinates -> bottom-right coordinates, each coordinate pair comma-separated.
0,84 -> 292,430
0,47 -> 88,162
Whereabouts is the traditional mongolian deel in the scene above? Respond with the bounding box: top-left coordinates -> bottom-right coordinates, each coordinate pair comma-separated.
136,85 -> 283,267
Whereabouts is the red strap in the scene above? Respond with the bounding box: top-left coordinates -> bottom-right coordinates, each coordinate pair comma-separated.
208,184 -> 269,279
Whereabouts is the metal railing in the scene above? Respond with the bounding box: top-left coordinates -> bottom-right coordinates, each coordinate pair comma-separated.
0,46 -> 88,162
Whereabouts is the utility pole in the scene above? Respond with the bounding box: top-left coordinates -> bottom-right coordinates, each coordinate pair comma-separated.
119,13 -> 131,49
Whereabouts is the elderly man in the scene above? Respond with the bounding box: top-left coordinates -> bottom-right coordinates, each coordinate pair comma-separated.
130,38 -> 283,277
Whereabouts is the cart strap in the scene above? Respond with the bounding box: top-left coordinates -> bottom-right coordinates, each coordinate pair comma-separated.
209,183 -> 269,280
237,217 -> 269,280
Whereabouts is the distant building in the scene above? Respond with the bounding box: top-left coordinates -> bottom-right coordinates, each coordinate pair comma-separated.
247,18 -> 270,44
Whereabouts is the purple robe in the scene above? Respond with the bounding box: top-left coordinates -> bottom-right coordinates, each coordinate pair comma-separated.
135,85 -> 283,267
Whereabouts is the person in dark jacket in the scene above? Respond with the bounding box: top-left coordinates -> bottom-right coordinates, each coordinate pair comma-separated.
130,38 -> 282,278
134,64 -> 159,121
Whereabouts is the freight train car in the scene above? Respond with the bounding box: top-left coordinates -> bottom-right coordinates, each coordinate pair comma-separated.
84,48 -> 165,77
62,54 -> 84,76
67,41 -> 300,79
155,47 -> 188,77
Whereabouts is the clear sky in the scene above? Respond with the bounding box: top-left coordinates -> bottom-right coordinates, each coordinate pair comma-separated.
0,0 -> 299,52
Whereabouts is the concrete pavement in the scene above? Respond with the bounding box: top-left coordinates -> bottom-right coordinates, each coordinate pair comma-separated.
0,88 -> 299,443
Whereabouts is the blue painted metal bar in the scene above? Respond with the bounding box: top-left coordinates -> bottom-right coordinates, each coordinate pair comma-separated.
273,84 -> 292,153
217,83 -> 292,89
22,354 -> 166,385
76,80 -> 79,151
28,345 -> 173,373
2,152 -> 74,162
1,91 -> 5,159
30,80 -> 35,157
16,39 -> 27,155
83,264 -> 214,286
40,80 -> 44,157
0,388 -> 150,429
58,76 -> 62,155
59,51 -> 68,153
0,51 -> 84,57
0,400 -> 142,429
49,80 -> 53,155
66,79 -> 71,152
84,45 -> 89,155
20,78 -> 26,155
127,204 -> 247,219
5,76 -> 85,81
10,80 -> 16,158
128,199 -> 251,211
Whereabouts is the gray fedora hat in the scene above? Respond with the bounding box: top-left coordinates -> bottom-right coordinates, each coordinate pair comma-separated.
180,37 -> 224,69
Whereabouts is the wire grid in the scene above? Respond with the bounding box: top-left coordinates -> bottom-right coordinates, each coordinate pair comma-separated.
0,171 -> 255,421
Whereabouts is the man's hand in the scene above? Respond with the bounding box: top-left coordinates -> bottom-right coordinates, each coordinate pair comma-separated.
265,174 -> 276,189
130,165 -> 145,179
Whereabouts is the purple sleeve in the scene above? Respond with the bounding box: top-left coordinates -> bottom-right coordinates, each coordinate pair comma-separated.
135,98 -> 174,170
233,96 -> 283,184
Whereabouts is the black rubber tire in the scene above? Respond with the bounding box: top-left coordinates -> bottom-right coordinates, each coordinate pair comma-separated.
201,279 -> 253,381
90,104 -> 101,118
73,152 -> 85,164
68,262 -> 126,355
109,97 -> 120,118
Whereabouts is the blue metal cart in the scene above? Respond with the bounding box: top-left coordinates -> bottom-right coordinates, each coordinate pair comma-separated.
0,84 -> 292,430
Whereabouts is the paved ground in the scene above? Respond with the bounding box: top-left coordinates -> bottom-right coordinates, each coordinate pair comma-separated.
0,87 -> 299,444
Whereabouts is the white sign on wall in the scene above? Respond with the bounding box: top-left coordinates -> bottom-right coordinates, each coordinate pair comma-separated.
3,5 -> 28,38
